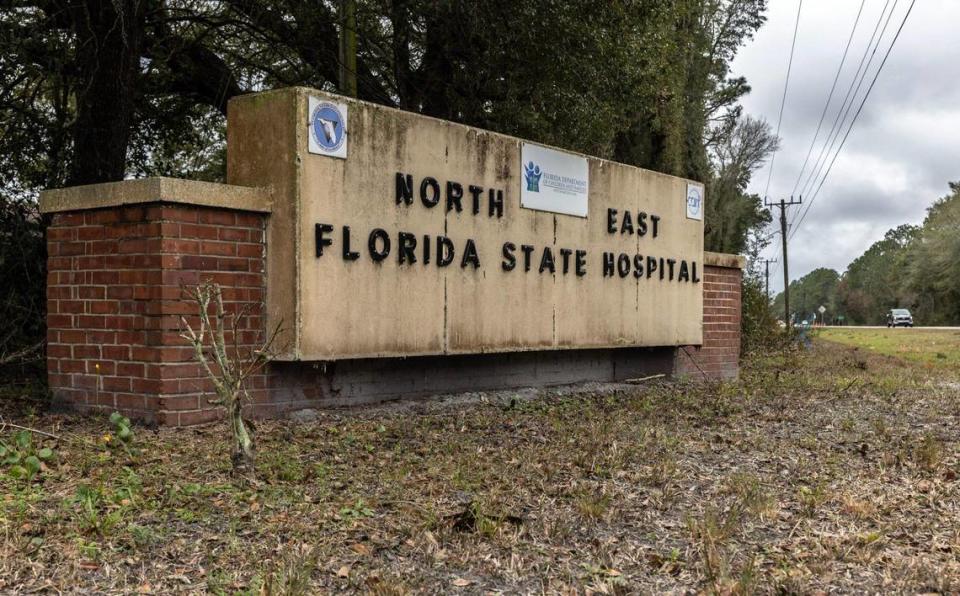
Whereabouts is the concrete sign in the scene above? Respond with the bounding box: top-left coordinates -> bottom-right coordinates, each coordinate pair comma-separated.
227,88 -> 705,360
520,143 -> 589,217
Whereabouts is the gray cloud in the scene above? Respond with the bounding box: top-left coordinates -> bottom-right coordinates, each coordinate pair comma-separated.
732,0 -> 960,291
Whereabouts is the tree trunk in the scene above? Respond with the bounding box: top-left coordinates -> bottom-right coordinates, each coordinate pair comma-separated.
391,0 -> 413,109
229,394 -> 255,480
67,0 -> 146,185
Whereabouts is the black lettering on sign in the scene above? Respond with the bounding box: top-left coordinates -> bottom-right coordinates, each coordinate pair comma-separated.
620,211 -> 634,235
692,261 -> 701,283
437,236 -> 455,267
446,181 -> 463,213
607,208 -> 618,234
468,185 -> 483,215
398,232 -> 417,265
502,242 -> 517,271
617,253 -> 630,278
539,246 -> 556,274
678,260 -> 690,282
520,244 -> 534,272
342,226 -> 359,260
602,252 -> 615,277
368,228 -> 390,262
396,173 -> 414,205
637,212 -> 648,236
651,214 -> 661,238
576,250 -> 587,277
489,189 -> 504,218
461,239 -> 481,269
315,223 -> 333,257
423,234 -> 432,265
659,257 -> 665,280
646,256 -> 657,279
420,177 -> 440,207
560,248 -> 573,274
667,258 -> 676,281
633,254 -> 644,278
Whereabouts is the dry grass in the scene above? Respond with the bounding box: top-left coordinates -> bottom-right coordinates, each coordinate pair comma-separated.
1,337 -> 959,593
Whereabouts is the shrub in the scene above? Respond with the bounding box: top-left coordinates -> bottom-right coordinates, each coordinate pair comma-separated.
740,275 -> 782,354
0,195 -> 46,374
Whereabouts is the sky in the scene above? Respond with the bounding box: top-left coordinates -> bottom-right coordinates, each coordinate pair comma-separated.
731,0 -> 960,293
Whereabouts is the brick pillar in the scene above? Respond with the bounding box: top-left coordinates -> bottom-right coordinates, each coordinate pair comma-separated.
42,179 -> 269,425
674,252 -> 744,380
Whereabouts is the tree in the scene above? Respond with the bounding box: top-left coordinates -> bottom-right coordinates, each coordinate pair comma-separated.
839,224 -> 918,324
180,281 -> 280,480
773,267 -> 840,324
704,115 -> 777,253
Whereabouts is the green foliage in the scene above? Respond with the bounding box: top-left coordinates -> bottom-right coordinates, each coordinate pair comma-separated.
0,430 -> 55,481
773,267 -> 840,324
104,412 -> 137,456
338,498 -> 374,523
705,116 -> 777,253
0,195 -> 46,373
740,274 -> 781,354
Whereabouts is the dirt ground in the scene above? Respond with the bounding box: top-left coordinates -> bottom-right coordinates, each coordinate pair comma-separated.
1,337 -> 959,594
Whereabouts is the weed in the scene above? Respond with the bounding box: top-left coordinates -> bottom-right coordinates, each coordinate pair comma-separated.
259,545 -> 318,596
687,505 -> 744,588
339,498 -> 374,523
574,489 -> 611,520
912,432 -> 943,472
725,473 -> 774,517
796,483 -> 828,517
0,430 -> 55,481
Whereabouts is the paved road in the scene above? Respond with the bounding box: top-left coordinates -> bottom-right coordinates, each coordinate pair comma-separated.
820,325 -> 960,330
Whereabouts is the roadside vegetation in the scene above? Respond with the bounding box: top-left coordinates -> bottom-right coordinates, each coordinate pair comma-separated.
1,333 -> 958,593
820,327 -> 960,368
773,181 -> 960,326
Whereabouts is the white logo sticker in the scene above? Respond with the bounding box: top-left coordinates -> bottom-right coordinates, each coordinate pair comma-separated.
686,183 -> 704,220
308,96 -> 348,159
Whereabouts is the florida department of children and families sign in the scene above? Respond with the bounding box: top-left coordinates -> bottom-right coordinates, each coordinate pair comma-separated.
226,88 -> 706,361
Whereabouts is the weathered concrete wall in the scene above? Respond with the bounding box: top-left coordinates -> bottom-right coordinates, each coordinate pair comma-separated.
259,347 -> 676,416
40,179 -> 744,425
227,88 -> 705,361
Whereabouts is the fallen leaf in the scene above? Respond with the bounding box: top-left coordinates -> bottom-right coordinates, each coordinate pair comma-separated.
336,565 -> 351,578
350,542 -> 371,556
452,578 -> 472,587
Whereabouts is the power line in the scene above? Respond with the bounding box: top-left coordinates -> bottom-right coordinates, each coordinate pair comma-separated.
790,0 -> 916,240
793,0 -> 896,206
761,0 -> 804,201
789,0 -> 867,197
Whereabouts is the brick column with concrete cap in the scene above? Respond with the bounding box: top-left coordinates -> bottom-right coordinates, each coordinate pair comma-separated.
674,251 -> 745,380
41,178 -> 271,425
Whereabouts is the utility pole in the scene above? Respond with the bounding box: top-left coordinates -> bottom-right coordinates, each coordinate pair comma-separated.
339,0 -> 358,97
762,258 -> 777,302
765,196 -> 802,329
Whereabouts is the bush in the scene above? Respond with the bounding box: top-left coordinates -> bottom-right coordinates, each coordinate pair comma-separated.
0,195 -> 46,373
740,275 -> 782,354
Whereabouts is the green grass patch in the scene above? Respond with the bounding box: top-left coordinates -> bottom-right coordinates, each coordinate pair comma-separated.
819,327 -> 960,368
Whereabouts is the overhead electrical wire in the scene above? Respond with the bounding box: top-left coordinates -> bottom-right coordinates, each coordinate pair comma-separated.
789,0 -> 867,198
761,0 -> 804,202
789,0 -> 917,240
793,0 -> 896,206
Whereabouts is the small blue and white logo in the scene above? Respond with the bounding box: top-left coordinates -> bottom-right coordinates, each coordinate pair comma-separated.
308,97 -> 348,159
686,183 -> 704,220
524,161 -> 542,192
